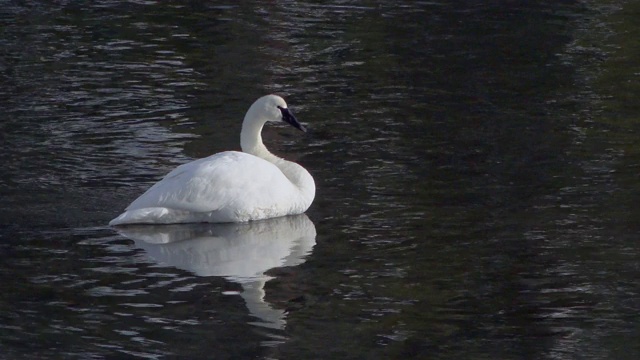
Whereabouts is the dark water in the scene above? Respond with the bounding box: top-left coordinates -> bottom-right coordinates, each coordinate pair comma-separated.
2,1 -> 640,359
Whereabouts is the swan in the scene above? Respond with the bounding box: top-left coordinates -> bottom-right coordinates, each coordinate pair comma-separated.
109,95 -> 315,225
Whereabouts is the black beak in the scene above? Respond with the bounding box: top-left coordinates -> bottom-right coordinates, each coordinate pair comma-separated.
278,106 -> 306,132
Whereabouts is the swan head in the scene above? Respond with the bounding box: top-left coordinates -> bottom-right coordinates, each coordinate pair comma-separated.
248,95 -> 306,132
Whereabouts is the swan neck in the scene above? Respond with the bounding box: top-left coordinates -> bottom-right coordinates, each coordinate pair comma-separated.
239,108 -> 315,211
240,114 -> 270,158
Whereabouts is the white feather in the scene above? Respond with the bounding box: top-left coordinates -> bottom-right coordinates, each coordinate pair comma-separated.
109,95 -> 315,225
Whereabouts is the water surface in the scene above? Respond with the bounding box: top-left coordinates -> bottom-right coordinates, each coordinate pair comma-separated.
1,1 -> 639,359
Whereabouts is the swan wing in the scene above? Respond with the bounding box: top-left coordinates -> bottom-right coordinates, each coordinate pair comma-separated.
126,151 -> 294,213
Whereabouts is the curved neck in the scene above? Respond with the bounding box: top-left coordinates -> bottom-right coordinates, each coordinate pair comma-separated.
240,116 -> 271,159
241,106 -> 280,159
240,115 -> 315,208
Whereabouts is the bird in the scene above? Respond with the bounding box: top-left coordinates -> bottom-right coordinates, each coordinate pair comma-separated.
109,95 -> 315,225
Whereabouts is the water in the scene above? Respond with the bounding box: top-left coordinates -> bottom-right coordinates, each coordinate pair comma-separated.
1,1 -> 639,359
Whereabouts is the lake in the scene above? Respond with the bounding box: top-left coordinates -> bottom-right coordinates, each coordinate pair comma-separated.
1,1 -> 639,359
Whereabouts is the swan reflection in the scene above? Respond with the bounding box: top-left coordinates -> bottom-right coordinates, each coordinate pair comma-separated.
115,214 -> 316,329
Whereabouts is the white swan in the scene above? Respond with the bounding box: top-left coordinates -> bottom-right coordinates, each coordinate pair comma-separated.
109,95 -> 315,225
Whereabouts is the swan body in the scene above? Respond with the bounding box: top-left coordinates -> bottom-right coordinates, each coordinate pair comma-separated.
109,95 -> 315,225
